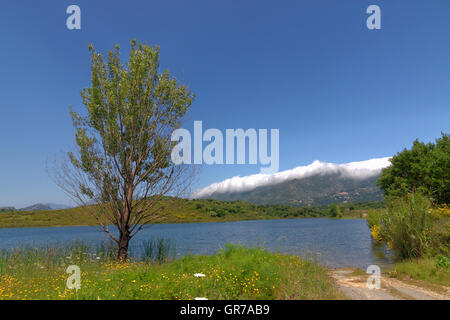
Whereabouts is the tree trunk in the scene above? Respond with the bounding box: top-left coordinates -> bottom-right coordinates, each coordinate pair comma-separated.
117,231 -> 130,262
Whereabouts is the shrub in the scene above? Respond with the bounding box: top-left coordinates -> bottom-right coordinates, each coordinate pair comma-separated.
428,216 -> 450,257
328,204 -> 342,218
436,254 -> 450,269
370,224 -> 383,242
377,133 -> 449,205
378,193 -> 433,260
366,210 -> 380,229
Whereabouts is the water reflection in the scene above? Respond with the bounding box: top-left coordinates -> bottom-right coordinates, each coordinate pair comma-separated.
0,218 -> 393,269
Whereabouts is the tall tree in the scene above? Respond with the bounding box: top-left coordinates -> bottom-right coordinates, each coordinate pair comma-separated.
328,204 -> 341,218
377,133 -> 449,204
54,40 -> 195,260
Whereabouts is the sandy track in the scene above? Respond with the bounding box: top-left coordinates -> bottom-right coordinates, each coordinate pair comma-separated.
331,269 -> 450,300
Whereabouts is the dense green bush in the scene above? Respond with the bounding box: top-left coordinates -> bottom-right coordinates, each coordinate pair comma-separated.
378,193 -> 433,260
377,133 -> 449,205
366,210 -> 380,229
368,192 -> 449,260
328,204 -> 342,218
436,254 -> 450,269
428,216 -> 450,257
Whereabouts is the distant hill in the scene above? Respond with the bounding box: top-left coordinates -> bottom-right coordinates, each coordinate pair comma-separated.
0,197 -> 384,229
20,203 -> 53,211
198,173 -> 383,206
0,207 -> 16,212
44,203 -> 73,210
193,157 -> 390,206
19,203 -> 72,211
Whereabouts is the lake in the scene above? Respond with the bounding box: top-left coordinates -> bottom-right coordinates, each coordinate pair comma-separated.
0,218 -> 392,269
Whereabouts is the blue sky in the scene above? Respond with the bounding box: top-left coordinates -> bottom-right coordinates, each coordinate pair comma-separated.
0,1 -> 449,208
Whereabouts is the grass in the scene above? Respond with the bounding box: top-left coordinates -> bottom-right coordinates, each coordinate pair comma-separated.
0,243 -> 344,300
0,197 -> 383,229
387,257 -> 450,287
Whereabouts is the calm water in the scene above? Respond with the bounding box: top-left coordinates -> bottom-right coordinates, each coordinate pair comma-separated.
0,218 -> 392,269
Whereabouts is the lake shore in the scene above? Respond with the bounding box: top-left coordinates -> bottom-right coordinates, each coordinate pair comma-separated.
0,240 -> 447,300
0,198 -> 382,229
0,218 -> 391,270
0,244 -> 345,300
1,242 -> 447,300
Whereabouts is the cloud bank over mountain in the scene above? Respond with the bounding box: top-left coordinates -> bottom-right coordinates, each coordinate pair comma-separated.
192,157 -> 391,199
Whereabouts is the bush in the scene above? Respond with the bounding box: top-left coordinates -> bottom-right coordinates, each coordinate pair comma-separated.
436,255 -> 450,269
328,204 -> 342,218
389,257 -> 450,286
366,210 -> 380,229
378,193 -> 433,260
428,216 -> 450,257
377,133 -> 449,205
210,210 -> 225,218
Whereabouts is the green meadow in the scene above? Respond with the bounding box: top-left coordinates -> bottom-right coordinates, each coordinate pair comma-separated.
0,243 -> 344,300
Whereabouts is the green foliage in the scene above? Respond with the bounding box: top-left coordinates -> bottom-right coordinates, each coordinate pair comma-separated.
389,257 -> 450,286
0,198 -> 384,229
328,204 -> 342,218
0,241 -> 117,274
378,193 -> 434,260
377,133 -> 449,205
212,174 -> 383,206
70,40 -> 194,200
0,244 -> 343,300
366,210 -> 380,229
368,193 -> 449,260
436,255 -> 450,269
141,238 -> 175,264
59,39 -> 196,260
427,214 -> 450,257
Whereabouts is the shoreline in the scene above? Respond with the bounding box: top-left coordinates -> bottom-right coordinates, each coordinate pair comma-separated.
0,245 -> 345,300
0,215 -> 363,230
0,243 -> 446,300
0,198 -> 383,229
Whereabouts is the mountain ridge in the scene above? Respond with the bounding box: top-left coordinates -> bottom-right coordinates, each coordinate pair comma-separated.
193,158 -> 390,206
193,157 -> 390,199
0,203 -> 72,212
200,173 -> 383,206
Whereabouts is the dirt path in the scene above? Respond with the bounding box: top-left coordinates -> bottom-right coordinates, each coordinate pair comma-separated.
331,269 -> 450,300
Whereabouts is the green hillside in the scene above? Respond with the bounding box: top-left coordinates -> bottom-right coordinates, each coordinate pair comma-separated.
207,174 -> 383,206
0,197 -> 383,229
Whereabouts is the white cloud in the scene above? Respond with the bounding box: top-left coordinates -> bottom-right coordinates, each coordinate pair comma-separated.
192,157 -> 391,198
